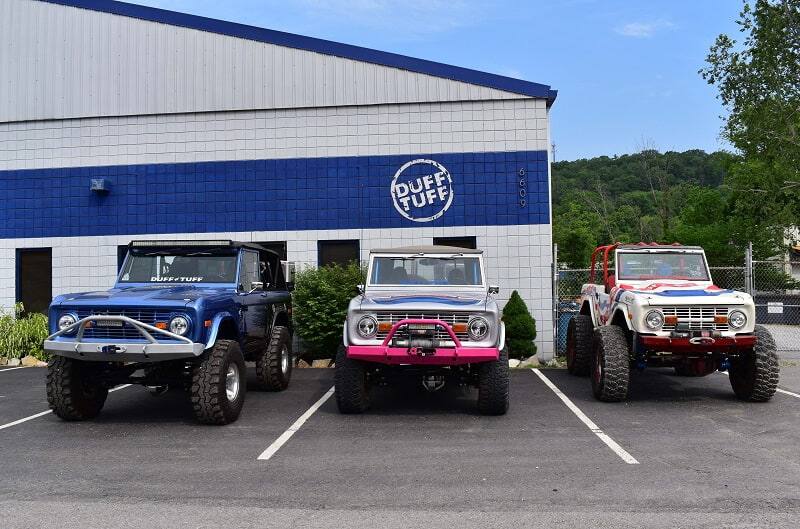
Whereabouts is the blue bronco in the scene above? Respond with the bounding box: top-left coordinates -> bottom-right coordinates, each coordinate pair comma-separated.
44,240 -> 295,425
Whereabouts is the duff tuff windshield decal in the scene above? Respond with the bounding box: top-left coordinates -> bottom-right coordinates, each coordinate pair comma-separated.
150,276 -> 204,282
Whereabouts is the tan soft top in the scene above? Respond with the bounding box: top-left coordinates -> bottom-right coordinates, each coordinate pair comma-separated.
370,245 -> 483,255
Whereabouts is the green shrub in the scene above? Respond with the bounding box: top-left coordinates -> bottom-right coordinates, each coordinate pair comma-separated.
501,291 -> 537,360
292,263 -> 364,361
0,303 -> 49,362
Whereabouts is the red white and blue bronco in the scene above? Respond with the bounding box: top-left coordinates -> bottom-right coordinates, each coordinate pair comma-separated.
567,243 -> 779,402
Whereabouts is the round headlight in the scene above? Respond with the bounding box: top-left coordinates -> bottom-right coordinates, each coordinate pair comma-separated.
645,310 -> 664,330
169,316 -> 190,336
356,315 -> 378,338
468,317 -> 490,340
58,313 -> 77,332
729,310 -> 747,329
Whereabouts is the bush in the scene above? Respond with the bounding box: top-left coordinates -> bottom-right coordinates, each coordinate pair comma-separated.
292,263 -> 364,361
501,291 -> 537,360
0,303 -> 49,362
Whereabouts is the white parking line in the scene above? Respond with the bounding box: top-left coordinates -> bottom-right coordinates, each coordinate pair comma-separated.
0,367 -> 28,373
531,369 -> 639,465
777,388 -> 800,399
258,386 -> 335,461
0,384 -> 132,432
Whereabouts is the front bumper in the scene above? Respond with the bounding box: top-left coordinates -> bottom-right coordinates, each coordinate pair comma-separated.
44,315 -> 206,362
639,333 -> 756,354
347,318 -> 500,366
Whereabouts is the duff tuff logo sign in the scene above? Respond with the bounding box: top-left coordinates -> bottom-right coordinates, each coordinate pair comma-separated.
390,159 -> 454,222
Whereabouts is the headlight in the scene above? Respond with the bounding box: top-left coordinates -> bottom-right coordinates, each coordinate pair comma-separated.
729,310 -> 747,329
169,316 -> 190,336
468,316 -> 490,340
58,313 -> 77,332
644,310 -> 664,330
356,315 -> 378,338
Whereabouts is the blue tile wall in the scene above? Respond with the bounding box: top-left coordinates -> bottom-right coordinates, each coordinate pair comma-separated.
0,150 -> 550,239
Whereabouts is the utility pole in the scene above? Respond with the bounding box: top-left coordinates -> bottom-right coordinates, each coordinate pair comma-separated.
551,142 -> 557,163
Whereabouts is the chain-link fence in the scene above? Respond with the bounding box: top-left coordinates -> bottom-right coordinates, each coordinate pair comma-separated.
553,255 -> 800,355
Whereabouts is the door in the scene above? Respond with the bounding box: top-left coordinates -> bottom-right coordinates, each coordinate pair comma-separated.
16,248 -> 52,315
237,249 -> 271,355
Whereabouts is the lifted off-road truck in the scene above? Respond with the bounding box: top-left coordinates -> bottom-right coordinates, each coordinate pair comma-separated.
567,242 -> 779,402
336,246 -> 509,415
44,240 -> 295,425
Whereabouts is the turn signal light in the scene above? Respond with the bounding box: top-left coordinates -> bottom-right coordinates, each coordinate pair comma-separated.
204,320 -> 212,328
154,322 -> 167,330
453,323 -> 468,333
664,315 -> 679,325
378,322 -> 393,332
714,315 -> 728,324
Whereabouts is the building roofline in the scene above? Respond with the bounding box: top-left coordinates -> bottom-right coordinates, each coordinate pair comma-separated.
38,0 -> 557,104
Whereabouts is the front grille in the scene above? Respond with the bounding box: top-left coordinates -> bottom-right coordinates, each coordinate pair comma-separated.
660,306 -> 730,331
73,308 -> 178,339
375,312 -> 472,342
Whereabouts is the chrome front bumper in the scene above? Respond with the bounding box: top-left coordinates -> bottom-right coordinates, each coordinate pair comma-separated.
44,315 -> 206,362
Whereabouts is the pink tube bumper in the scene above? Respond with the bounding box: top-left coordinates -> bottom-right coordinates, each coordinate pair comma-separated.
346,318 -> 500,366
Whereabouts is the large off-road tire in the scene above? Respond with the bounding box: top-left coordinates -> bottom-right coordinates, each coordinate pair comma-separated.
729,325 -> 779,402
256,326 -> 293,391
591,326 -> 631,402
190,339 -> 247,425
477,347 -> 510,415
46,356 -> 109,421
566,314 -> 594,376
334,344 -> 370,414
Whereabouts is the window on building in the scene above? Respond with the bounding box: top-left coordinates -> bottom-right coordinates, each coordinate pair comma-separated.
432,236 -> 477,249
318,240 -> 360,267
16,248 -> 52,315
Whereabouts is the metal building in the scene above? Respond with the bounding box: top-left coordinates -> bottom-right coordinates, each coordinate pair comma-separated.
0,0 -> 558,356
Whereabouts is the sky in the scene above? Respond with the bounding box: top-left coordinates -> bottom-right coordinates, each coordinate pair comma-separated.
133,0 -> 744,161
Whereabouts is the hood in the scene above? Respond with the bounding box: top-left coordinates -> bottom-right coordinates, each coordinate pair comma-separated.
53,285 -> 234,308
360,291 -> 488,311
618,282 -> 751,305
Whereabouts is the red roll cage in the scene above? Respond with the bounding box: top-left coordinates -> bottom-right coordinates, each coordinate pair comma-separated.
589,242 -> 683,286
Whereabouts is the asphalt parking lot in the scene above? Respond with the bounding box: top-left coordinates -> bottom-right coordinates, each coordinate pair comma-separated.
1,362 -> 800,529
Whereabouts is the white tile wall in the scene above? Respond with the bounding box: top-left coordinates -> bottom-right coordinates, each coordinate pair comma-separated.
0,224 -> 554,356
0,99 -> 549,170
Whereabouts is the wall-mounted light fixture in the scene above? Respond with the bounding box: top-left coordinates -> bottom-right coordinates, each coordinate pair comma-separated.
90,178 -> 110,194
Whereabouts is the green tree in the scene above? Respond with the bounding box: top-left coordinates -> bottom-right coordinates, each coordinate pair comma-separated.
501,290 -> 537,360
700,0 -> 800,241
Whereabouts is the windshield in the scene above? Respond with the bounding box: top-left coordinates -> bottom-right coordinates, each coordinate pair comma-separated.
617,252 -> 709,281
119,251 -> 238,283
370,256 -> 483,286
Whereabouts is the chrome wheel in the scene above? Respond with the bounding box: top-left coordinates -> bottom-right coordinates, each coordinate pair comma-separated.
225,363 -> 240,402
280,345 -> 289,375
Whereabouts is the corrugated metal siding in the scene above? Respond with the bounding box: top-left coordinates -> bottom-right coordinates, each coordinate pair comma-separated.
1,0 -> 526,123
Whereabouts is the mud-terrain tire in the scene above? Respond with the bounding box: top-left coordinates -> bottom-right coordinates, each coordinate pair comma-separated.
591,326 -> 631,402
729,325 -> 779,402
566,315 -> 594,376
256,326 -> 293,391
46,356 -> 109,421
477,347 -> 510,415
190,339 -> 247,425
335,344 -> 370,414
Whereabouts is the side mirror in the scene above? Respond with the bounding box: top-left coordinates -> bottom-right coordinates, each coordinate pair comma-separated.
286,282 -> 295,292
488,285 -> 500,294
357,284 -> 365,295
281,260 -> 295,284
